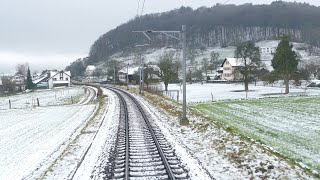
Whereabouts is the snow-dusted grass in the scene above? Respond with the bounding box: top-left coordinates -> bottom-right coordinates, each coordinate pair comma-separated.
192,96 -> 320,175
136,89 -> 313,179
163,83 -> 320,102
0,87 -> 85,110
0,104 -> 96,179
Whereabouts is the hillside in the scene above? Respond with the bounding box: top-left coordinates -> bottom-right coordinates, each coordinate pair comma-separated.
67,1 -> 320,76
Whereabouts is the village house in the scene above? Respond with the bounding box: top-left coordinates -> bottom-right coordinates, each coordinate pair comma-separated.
118,66 -> 140,83
33,70 -> 71,89
11,73 -> 26,91
118,64 -> 160,84
221,58 -> 246,81
85,65 -> 96,76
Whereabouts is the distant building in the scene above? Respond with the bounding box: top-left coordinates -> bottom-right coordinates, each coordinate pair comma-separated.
118,64 -> 160,84
12,74 -> 26,91
118,66 -> 140,83
33,70 -> 71,89
221,58 -> 246,81
85,65 -> 96,76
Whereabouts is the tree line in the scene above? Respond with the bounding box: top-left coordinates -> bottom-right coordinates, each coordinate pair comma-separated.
81,1 -> 320,69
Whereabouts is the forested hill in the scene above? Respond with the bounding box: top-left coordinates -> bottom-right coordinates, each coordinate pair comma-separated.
68,1 -> 320,75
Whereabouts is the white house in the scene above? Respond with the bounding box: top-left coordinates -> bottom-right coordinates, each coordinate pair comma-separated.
118,64 -> 161,83
33,70 -> 71,89
85,65 -> 96,76
118,66 -> 140,83
221,58 -> 246,81
48,70 -> 71,88
12,74 -> 26,91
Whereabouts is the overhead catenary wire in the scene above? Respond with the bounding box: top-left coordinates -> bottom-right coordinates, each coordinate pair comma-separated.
141,0 -> 146,16
136,0 -> 141,17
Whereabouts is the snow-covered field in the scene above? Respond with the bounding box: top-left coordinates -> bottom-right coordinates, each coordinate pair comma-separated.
0,105 -> 96,179
162,83 -> 320,102
193,96 -> 320,175
0,87 -> 85,110
0,87 -> 97,179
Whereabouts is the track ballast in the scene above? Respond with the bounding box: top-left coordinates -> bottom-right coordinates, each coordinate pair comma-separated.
103,88 -> 189,180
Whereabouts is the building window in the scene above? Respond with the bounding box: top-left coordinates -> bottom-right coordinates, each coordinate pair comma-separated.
66,78 -> 68,81
53,78 -> 57,81
60,77 -> 63,80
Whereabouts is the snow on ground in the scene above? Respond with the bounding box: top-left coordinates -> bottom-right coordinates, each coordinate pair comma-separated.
0,104 -> 96,179
193,96 -> 320,175
40,87 -> 120,179
162,82 -> 320,103
74,88 -> 120,179
0,86 -> 85,110
136,90 -> 314,179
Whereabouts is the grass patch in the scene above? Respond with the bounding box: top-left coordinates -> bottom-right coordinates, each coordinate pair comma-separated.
192,96 -> 320,177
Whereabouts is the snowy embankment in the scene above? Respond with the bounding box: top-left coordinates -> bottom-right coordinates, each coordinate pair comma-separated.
137,90 -> 314,179
0,87 -> 97,179
36,88 -> 119,179
162,83 -> 320,103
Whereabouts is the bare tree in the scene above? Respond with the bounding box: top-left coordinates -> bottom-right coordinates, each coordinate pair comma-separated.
158,52 -> 181,91
210,51 -> 221,72
16,63 -> 28,76
1,76 -> 16,93
304,60 -> 320,79
235,41 -> 261,91
201,58 -> 209,79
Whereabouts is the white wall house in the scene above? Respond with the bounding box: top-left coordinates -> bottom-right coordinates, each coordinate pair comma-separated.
48,71 -> 71,88
33,70 -> 71,89
85,65 -> 96,76
118,66 -> 140,83
221,58 -> 245,81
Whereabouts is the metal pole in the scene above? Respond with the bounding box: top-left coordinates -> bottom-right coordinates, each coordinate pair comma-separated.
139,54 -> 142,94
182,25 -> 187,120
114,66 -> 116,87
126,63 -> 129,90
142,58 -> 144,95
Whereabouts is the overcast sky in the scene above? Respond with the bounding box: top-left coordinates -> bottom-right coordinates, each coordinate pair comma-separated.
0,0 -> 319,74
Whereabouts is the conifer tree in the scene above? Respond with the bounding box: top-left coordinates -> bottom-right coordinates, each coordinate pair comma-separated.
25,67 -> 36,90
272,36 -> 299,94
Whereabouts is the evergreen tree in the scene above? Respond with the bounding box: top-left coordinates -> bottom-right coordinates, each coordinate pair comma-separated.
25,67 -> 36,90
271,36 -> 299,94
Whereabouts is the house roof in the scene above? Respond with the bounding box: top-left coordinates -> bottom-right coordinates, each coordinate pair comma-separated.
221,58 -> 247,67
86,65 -> 96,71
119,66 -> 140,75
119,64 -> 160,76
33,75 -> 48,84
48,70 -> 71,81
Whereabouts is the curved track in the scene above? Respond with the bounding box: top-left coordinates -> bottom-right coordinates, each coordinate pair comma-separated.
104,88 -> 189,179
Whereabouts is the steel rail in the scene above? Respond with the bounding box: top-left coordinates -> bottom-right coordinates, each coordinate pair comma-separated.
110,87 -> 176,180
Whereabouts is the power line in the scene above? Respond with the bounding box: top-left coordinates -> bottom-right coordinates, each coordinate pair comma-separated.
136,0 -> 141,17
141,0 -> 146,16
221,0 -> 232,5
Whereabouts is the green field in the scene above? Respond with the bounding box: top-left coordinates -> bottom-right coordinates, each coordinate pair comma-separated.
192,96 -> 320,174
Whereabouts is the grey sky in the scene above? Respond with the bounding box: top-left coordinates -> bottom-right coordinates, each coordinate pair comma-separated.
0,0 -> 319,74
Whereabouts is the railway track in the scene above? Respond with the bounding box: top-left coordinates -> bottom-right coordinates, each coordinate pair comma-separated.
104,88 -> 189,179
